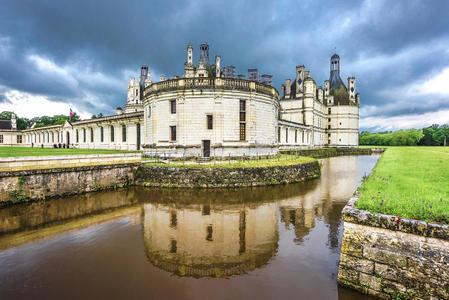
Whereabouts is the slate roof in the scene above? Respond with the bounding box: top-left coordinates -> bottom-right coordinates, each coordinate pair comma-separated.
0,120 -> 11,130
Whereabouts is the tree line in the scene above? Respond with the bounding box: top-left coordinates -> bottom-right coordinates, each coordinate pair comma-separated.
360,124 -> 449,146
0,111 -> 81,130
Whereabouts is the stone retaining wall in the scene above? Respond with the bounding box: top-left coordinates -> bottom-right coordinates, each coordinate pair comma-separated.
0,153 -> 141,172
338,197 -> 449,299
135,161 -> 320,188
281,147 -> 383,158
0,163 -> 139,203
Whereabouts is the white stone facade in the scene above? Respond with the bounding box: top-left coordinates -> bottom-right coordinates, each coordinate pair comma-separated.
0,44 -> 359,155
142,78 -> 279,158
280,54 -> 359,148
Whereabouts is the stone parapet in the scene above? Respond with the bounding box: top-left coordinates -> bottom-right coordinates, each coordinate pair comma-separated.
0,153 -> 141,172
144,77 -> 279,99
0,163 -> 140,203
338,197 -> 449,299
135,161 -> 320,188
281,147 -> 383,158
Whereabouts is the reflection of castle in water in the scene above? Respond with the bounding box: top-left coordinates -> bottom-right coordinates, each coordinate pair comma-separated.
142,202 -> 278,278
279,156 -> 360,248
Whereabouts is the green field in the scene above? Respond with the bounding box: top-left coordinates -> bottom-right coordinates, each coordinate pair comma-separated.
357,147 -> 449,224
0,147 -> 140,157
144,154 -> 316,169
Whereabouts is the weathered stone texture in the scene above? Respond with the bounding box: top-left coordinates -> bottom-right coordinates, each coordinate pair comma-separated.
339,221 -> 449,299
135,161 -> 320,188
0,164 -> 139,203
281,147 -> 382,159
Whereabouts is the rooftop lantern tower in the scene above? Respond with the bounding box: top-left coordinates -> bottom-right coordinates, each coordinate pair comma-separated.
329,53 -> 346,91
199,42 -> 210,65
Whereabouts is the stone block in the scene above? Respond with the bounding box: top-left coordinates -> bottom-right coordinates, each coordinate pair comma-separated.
340,238 -> 363,257
338,266 -> 359,285
359,272 -> 382,292
363,247 -> 407,269
340,253 -> 374,274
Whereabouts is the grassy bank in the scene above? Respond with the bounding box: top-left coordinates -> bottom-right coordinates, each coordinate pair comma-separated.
144,154 -> 315,169
357,147 -> 449,224
0,147 -> 140,157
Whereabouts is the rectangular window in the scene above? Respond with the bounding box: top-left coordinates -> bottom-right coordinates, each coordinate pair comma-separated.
302,131 -> 305,143
122,125 -> 126,142
17,135 -> 22,144
295,130 -> 298,143
278,127 -> 281,142
0,134 -> 3,143
328,125 -> 331,129
52,132 -> 54,143
110,126 -> 115,142
207,115 -> 213,129
328,118 -> 331,122
328,108 -> 331,114
170,100 -> 176,114
76,129 -> 79,143
285,128 -> 288,143
239,123 -> 246,141
239,100 -> 246,112
90,128 -> 94,142
239,100 -> 246,141
100,127 -> 104,142
170,126 -> 176,141
83,128 -> 86,142
240,112 -> 246,122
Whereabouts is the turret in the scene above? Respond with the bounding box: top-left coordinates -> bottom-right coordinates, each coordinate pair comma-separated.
184,44 -> 195,78
324,80 -> 330,97
187,44 -> 193,65
304,77 -> 316,98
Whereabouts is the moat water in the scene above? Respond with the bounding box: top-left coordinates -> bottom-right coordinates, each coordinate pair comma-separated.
0,155 -> 379,300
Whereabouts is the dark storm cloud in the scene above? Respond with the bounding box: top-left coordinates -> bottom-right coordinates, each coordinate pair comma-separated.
0,0 -> 449,128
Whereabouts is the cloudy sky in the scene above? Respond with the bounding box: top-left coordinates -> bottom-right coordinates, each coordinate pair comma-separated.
0,0 -> 448,131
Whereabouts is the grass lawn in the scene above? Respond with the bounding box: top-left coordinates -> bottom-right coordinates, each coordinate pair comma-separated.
144,154 -> 316,169
357,146 -> 449,224
0,147 -> 141,157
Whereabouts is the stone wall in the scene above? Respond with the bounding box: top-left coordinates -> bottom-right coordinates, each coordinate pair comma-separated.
0,163 -> 139,203
338,197 -> 449,299
135,161 -> 320,188
281,147 -> 382,158
0,153 -> 141,172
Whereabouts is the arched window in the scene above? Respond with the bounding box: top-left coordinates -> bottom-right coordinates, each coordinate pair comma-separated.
110,126 -> 115,142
